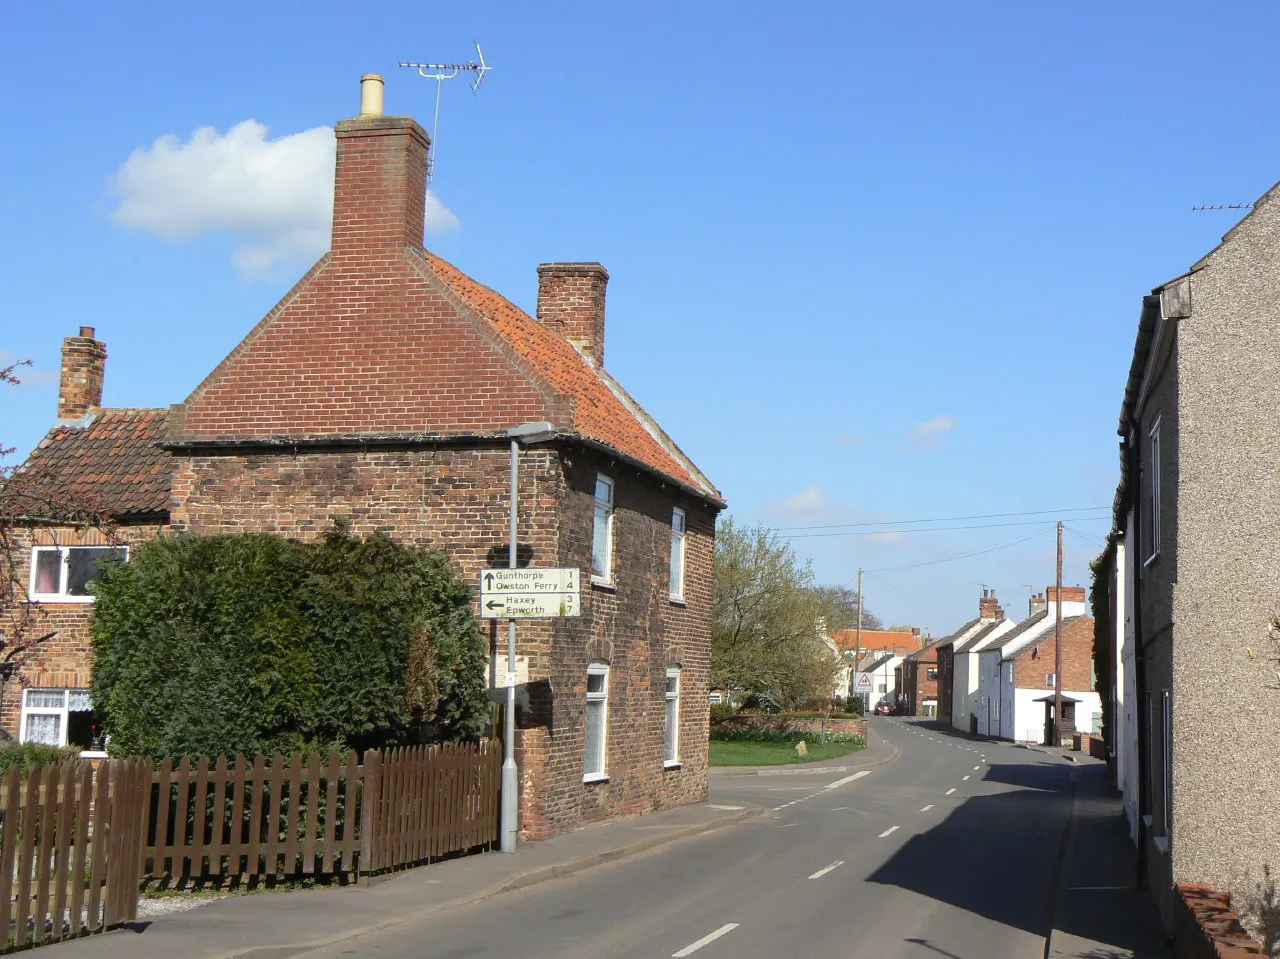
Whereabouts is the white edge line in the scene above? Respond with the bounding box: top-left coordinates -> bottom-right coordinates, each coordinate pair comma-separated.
808,860 -> 844,880
878,825 -> 900,838
673,923 -> 740,957
827,770 -> 871,789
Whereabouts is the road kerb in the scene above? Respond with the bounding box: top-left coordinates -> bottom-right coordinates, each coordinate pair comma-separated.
219,804 -> 763,959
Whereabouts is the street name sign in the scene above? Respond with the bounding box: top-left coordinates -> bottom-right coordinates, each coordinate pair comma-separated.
479,567 -> 581,619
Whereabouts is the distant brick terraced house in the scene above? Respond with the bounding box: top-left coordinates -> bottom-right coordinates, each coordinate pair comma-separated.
3,75 -> 724,842
896,639 -> 942,717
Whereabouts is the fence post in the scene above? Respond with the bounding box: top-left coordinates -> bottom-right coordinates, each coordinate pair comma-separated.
358,749 -> 381,882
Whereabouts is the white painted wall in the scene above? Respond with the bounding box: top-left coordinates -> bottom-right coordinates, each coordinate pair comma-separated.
1009,687 -> 1104,744
1118,514 -> 1140,843
952,621 -> 1015,730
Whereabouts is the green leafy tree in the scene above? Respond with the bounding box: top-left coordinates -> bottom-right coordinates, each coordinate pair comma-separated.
90,523 -> 489,758
712,517 -> 842,707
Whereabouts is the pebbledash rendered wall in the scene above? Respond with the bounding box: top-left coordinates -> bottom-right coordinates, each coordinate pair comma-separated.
1159,185 -> 1280,926
168,443 -> 714,840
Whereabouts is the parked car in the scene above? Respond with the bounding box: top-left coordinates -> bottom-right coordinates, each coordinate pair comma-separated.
874,701 -> 892,715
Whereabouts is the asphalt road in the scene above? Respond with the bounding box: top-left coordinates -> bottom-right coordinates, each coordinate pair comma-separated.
299,719 -> 1075,959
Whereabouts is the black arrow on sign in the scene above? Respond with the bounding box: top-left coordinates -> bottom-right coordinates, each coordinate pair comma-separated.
484,573 -> 495,588
485,600 -> 504,610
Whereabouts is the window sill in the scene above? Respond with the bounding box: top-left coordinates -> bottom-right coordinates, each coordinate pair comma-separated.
1142,551 -> 1160,569
590,577 -> 616,592
26,594 -> 94,605
1152,834 -> 1170,855
78,750 -> 107,760
668,597 -> 687,607
582,774 -> 609,784
663,761 -> 682,770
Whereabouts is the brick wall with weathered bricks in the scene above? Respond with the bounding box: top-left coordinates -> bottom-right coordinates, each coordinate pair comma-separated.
171,443 -> 713,840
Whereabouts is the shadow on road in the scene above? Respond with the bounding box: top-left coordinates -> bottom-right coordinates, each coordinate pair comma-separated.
868,760 -> 1071,937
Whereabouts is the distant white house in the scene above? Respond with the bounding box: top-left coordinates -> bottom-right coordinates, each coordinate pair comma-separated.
976,587 -> 1100,743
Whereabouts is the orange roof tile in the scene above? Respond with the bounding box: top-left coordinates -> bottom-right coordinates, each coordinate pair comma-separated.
420,251 -> 721,501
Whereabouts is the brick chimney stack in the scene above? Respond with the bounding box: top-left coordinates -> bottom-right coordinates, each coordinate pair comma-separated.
978,587 -> 1004,621
1046,586 -> 1087,605
536,263 -> 609,366
58,326 -> 106,421
331,74 -> 431,257
1029,592 -> 1047,617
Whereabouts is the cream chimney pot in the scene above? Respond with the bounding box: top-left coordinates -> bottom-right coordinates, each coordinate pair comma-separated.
359,74 -> 385,117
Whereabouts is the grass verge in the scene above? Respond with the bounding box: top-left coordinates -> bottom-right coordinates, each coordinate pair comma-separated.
709,738 -> 865,766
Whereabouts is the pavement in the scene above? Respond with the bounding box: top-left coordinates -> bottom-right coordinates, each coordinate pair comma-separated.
38,723 -> 1170,959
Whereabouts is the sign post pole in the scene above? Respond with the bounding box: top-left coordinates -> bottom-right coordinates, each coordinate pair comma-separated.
500,438 -> 519,853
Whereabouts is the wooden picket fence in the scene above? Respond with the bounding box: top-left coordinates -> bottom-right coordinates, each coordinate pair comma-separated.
0,758 -> 150,951
0,740 -> 501,952
143,741 -> 501,882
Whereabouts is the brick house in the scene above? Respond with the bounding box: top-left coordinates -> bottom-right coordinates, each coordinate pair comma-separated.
1103,181 -> 1280,930
975,586 -> 1098,744
3,74 -> 724,842
896,639 -> 942,717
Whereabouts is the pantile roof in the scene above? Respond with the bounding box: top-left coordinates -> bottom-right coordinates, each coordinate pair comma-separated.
19,409 -> 170,518
420,251 -> 720,501
830,628 -> 922,653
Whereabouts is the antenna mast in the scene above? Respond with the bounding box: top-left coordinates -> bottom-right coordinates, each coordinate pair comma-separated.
398,43 -> 492,183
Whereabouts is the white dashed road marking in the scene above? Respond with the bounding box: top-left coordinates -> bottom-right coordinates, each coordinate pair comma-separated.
827,770 -> 871,789
963,775 -> 970,781
673,924 -> 740,957
946,788 -> 957,795
919,804 -> 934,812
809,861 -> 844,880
879,826 -> 900,838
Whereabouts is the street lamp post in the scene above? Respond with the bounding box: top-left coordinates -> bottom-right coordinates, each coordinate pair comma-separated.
500,421 -> 557,853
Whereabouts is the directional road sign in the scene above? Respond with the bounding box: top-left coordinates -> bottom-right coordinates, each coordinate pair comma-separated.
480,567 -> 580,594
479,567 -> 581,619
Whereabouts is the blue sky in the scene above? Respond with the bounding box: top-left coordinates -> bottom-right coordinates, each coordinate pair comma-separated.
2,2 -> 1276,634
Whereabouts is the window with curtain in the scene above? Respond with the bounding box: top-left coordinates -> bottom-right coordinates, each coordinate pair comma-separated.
584,663 -> 609,780
664,667 -> 681,766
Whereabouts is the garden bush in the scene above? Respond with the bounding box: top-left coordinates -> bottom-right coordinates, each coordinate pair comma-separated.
709,726 -> 864,746
90,523 -> 490,759
709,703 -> 737,723
0,741 -> 79,774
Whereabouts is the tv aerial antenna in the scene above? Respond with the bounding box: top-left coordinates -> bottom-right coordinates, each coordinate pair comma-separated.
1192,203 -> 1253,211
398,43 -> 492,183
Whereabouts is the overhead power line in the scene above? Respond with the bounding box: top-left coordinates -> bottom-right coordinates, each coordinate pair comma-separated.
773,506 -> 1109,533
861,529 -> 1052,575
779,516 -> 1109,540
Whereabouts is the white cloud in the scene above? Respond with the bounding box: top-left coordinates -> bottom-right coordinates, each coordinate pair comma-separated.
0,351 -> 58,388
908,414 -> 956,438
898,414 -> 957,451
109,120 -> 460,279
764,486 -> 909,546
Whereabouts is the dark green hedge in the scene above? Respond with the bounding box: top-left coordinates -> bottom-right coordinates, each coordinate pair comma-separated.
90,524 -> 490,759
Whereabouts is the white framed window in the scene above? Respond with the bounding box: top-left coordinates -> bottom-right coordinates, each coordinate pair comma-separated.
1146,419 -> 1161,563
28,546 -> 128,603
664,667 -> 681,767
591,475 -> 615,584
20,688 -> 96,749
669,508 -> 686,602
584,662 -> 609,781
1047,672 -> 1057,688
708,692 -> 722,705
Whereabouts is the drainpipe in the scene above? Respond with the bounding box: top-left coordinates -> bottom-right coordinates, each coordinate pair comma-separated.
1125,421 -> 1150,886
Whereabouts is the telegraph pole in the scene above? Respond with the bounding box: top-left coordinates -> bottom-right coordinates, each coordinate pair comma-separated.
1054,521 -> 1064,746
855,568 -> 864,652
